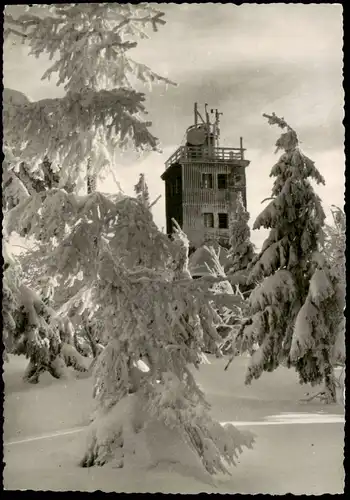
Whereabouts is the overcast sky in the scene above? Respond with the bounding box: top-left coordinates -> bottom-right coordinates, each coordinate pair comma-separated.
4,3 -> 344,249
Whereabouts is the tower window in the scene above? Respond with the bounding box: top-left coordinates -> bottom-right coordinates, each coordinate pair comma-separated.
202,173 -> 213,189
203,212 -> 214,228
218,213 -> 228,229
217,174 -> 228,189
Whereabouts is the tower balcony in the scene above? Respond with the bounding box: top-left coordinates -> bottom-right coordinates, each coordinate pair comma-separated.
165,146 -> 247,170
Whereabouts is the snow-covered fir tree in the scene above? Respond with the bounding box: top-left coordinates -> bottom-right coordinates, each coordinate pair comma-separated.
77,213 -> 254,473
231,113 -> 344,403
225,191 -> 255,292
7,189 -> 254,472
2,240 -> 88,380
3,3 -> 175,380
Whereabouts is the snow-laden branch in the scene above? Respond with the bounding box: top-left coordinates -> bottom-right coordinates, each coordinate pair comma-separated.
4,87 -> 161,184
4,4 -> 176,190
5,4 -> 176,93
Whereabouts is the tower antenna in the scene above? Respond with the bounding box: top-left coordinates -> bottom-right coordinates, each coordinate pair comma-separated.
215,108 -> 223,125
210,108 -> 223,147
204,103 -> 210,127
204,103 -> 212,154
215,108 -> 223,147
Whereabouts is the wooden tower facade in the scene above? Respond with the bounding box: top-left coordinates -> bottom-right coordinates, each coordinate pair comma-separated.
161,103 -> 250,249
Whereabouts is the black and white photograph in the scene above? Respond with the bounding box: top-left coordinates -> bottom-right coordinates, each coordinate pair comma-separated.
2,2 -> 345,494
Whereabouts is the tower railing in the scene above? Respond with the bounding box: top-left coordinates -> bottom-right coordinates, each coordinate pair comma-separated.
165,146 -> 246,169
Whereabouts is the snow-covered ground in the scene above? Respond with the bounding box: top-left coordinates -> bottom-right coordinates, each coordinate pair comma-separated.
3,354 -> 344,493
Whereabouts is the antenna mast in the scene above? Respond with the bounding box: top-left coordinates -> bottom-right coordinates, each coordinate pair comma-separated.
210,107 -> 223,147
204,103 -> 210,130
204,103 -> 211,154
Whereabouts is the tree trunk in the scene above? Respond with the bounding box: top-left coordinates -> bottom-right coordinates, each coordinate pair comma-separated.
82,310 -> 99,359
322,349 -> 337,403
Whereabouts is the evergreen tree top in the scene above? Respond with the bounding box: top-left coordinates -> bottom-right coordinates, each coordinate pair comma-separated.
4,4 -> 176,185
5,4 -> 174,93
